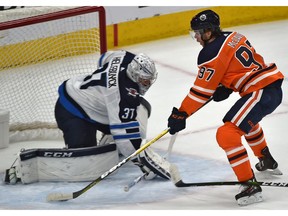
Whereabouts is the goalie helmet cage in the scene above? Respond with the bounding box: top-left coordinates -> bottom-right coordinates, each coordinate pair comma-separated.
0,6 -> 107,142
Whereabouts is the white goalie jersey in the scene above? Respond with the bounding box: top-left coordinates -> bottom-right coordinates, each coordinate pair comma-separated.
58,50 -> 144,156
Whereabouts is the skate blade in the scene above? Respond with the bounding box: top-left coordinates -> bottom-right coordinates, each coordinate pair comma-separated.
262,168 -> 283,175
237,192 -> 263,206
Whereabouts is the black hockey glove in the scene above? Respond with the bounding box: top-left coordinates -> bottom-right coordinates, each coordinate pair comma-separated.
168,107 -> 188,135
213,85 -> 233,102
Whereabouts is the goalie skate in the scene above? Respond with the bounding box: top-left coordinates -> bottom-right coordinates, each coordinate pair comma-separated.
4,167 -> 21,184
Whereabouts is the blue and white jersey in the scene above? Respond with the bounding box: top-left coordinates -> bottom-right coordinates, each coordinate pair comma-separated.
58,51 -> 142,152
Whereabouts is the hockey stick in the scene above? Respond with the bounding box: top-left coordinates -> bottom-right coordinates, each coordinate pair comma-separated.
124,173 -> 146,192
175,180 -> 288,187
164,132 -> 178,160
169,163 -> 288,188
123,132 -> 178,192
46,128 -> 170,202
123,97 -> 213,192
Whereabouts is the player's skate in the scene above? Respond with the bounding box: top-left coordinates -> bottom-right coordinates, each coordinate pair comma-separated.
235,176 -> 263,206
255,146 -> 282,175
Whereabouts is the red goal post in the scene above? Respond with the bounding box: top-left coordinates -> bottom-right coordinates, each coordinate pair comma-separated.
0,6 -> 107,54
0,6 -> 107,142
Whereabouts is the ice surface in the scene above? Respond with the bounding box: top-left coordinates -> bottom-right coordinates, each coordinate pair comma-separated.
1,20 -> 288,214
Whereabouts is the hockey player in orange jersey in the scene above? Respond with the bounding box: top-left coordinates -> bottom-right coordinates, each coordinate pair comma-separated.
167,9 -> 284,206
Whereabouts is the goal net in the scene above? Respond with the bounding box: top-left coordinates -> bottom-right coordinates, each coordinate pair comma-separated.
0,6 -> 107,142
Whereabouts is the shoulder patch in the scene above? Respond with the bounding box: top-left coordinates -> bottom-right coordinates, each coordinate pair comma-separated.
126,87 -> 139,97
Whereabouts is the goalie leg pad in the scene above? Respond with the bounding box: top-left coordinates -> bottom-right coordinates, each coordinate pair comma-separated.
12,144 -> 119,184
137,147 -> 172,180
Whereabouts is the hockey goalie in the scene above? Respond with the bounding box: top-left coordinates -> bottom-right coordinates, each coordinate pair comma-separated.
4,50 -> 173,184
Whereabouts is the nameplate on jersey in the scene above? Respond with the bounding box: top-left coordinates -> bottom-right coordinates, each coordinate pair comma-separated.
108,56 -> 121,88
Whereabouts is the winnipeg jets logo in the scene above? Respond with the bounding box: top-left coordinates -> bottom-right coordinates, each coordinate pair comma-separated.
126,87 -> 139,97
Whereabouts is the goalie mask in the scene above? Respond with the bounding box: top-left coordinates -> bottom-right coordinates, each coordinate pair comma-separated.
127,53 -> 158,95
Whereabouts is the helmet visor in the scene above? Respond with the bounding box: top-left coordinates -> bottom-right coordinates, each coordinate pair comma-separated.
189,29 -> 204,39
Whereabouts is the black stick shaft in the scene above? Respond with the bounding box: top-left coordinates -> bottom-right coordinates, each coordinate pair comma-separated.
175,180 -> 288,187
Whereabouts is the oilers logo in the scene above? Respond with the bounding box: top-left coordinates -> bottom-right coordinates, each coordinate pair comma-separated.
199,14 -> 207,21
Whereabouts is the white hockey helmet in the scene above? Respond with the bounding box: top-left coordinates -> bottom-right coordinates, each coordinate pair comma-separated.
127,53 -> 158,95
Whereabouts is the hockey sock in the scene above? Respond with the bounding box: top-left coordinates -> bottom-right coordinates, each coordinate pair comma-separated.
244,123 -> 267,158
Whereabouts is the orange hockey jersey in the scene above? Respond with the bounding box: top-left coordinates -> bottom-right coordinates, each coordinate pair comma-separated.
179,31 -> 284,116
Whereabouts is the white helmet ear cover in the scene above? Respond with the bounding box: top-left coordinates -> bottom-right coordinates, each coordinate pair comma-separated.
127,53 -> 158,95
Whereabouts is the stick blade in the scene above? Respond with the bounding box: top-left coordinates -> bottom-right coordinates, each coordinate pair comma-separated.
169,163 -> 182,186
262,168 -> 283,175
46,193 -> 73,202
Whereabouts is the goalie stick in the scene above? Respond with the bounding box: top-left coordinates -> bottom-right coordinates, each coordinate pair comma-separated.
124,173 -> 146,192
169,164 -> 288,188
123,132 -> 178,192
46,128 -> 170,202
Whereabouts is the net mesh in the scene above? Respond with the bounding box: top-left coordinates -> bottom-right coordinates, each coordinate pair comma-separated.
0,6 -> 106,140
